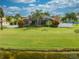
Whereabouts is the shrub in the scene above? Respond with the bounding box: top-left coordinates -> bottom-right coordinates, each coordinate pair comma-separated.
46,20 -> 52,27
18,19 -> 25,28
3,54 -> 10,59
52,20 -> 60,27
45,20 -> 60,27
29,53 -> 45,59
16,54 -> 29,59
74,29 -> 79,33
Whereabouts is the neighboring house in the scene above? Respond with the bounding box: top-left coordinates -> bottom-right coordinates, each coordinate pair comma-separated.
23,18 -> 32,26
77,15 -> 79,19
76,15 -> 79,24
0,17 -> 18,28
58,23 -> 73,28
23,17 -> 32,26
0,17 -> 9,27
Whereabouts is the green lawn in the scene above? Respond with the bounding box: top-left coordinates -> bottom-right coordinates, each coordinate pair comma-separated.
0,27 -> 79,50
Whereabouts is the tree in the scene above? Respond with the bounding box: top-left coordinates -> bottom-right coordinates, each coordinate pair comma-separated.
64,12 -> 78,23
52,20 -> 60,27
15,14 -> 21,20
31,10 -> 43,26
6,16 -> 17,25
0,7 -> 4,30
18,19 -> 24,28
14,14 -> 21,25
6,16 -> 13,22
61,17 -> 67,23
46,20 -> 52,27
70,12 -> 78,23
31,10 -> 50,26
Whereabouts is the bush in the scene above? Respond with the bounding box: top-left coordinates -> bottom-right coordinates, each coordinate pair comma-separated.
52,20 -> 60,27
74,29 -> 79,33
18,20 -> 25,28
45,20 -> 60,27
3,53 -> 10,59
46,20 -> 52,27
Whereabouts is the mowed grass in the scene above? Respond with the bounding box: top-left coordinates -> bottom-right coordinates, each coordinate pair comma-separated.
0,27 -> 79,49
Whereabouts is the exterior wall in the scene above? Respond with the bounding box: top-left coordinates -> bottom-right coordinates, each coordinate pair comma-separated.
0,17 -> 9,26
3,18 -> 9,26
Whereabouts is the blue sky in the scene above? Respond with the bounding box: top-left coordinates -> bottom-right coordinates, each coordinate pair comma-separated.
0,0 -> 79,16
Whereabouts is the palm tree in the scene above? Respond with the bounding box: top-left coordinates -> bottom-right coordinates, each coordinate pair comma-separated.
31,10 -> 42,26
14,14 -> 21,25
0,7 -> 4,30
31,10 -> 50,26
61,17 -> 66,23
64,12 -> 77,23
6,16 -> 15,25
65,13 -> 71,23
70,12 -> 78,23
6,16 -> 12,22
15,14 -> 21,20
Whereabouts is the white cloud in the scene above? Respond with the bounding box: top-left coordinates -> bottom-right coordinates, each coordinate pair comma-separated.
29,4 -> 36,6
39,0 -> 79,15
3,6 -> 21,16
47,0 -> 79,7
11,0 -> 36,3
3,0 -> 79,16
7,6 -> 21,11
38,4 -> 50,8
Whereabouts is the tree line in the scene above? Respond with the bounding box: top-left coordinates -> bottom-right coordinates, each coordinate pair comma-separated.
0,7 -> 79,30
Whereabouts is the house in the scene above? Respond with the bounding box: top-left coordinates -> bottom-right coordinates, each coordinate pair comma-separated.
58,23 -> 73,28
23,16 -> 51,26
0,17 -> 18,28
0,17 -> 9,27
23,17 -> 32,26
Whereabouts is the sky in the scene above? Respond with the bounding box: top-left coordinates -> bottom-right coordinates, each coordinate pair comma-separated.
0,0 -> 79,16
